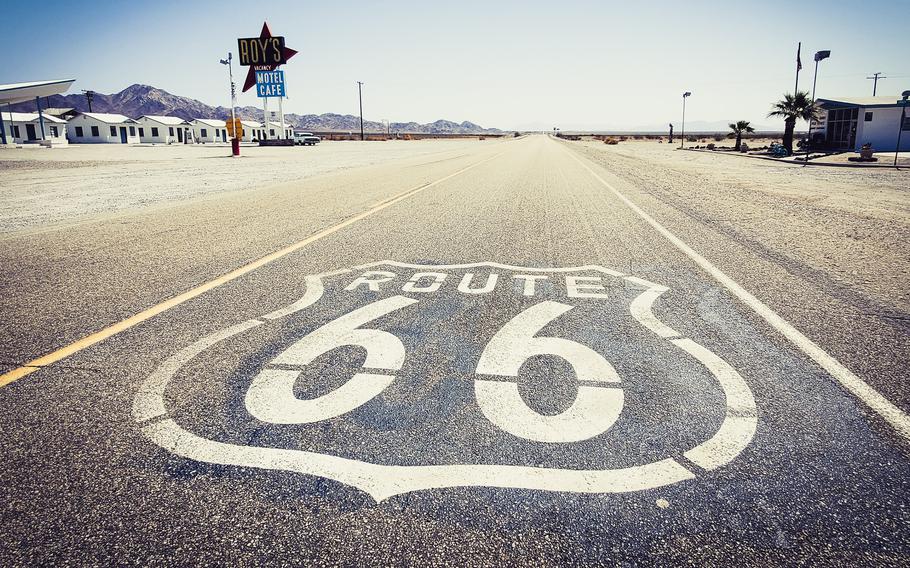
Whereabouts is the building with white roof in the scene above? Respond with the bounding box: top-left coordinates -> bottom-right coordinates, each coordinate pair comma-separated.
813,95 -> 910,152
0,79 -> 75,145
240,120 -> 262,142
135,115 -> 192,144
67,112 -> 140,144
191,118 -> 228,143
1,112 -> 68,145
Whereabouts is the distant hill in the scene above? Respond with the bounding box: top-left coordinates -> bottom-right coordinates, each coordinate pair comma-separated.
10,84 -> 502,134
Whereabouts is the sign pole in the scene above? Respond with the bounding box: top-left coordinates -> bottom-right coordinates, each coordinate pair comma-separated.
278,93 -> 286,139
263,95 -> 270,139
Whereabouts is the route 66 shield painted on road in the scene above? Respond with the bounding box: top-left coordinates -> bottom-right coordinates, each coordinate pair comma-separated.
134,261 -> 757,502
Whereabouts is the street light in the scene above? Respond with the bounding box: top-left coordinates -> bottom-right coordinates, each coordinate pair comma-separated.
895,90 -> 910,167
804,50 -> 830,165
220,53 -> 239,156
680,92 -> 691,149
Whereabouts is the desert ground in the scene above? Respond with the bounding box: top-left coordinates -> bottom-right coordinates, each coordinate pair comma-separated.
0,139 -> 488,234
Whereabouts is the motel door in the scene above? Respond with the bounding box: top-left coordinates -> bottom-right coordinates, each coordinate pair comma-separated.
120,127 -> 128,144
177,128 -> 183,143
25,124 -> 37,141
222,130 -> 227,142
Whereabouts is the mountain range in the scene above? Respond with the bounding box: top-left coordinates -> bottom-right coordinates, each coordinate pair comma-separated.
10,84 -> 502,134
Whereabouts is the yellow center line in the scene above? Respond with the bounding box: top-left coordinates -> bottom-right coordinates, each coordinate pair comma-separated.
0,151 -> 503,389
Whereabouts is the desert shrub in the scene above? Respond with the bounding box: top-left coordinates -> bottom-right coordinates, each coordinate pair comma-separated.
605,137 -> 619,145
713,135 -> 725,141
687,136 -> 698,142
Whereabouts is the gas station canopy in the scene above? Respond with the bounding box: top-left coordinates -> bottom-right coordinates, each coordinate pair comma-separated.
0,79 -> 76,105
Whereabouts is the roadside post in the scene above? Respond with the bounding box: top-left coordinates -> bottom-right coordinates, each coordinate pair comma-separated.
896,91 -> 909,167
226,118 -> 243,156
220,52 -> 240,156
804,49 -> 830,166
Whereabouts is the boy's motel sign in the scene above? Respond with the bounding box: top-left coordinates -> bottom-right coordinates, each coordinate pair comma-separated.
256,70 -> 285,98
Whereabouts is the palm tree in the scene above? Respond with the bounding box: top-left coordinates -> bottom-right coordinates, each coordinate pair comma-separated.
728,120 -> 755,151
767,91 -> 818,156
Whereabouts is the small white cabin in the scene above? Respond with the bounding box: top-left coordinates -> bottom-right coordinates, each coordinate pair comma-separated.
136,115 -> 192,144
67,112 -> 140,144
2,111 -> 68,144
192,118 -> 228,143
240,120 -> 262,142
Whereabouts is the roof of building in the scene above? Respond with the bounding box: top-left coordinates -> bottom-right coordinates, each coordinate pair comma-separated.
193,118 -> 226,127
43,107 -> 76,117
73,112 -> 136,124
240,120 -> 262,127
138,115 -> 190,125
4,112 -> 67,123
817,95 -> 909,108
0,79 -> 76,105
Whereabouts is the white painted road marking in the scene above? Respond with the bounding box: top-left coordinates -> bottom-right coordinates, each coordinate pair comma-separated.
564,146 -> 910,442
136,261 -> 758,500
475,301 -> 623,443
246,296 -> 418,424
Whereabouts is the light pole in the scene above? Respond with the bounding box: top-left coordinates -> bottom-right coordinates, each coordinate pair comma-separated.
680,92 -> 691,149
895,90 -> 909,167
356,81 -> 364,141
220,53 -> 239,156
804,49 -> 830,165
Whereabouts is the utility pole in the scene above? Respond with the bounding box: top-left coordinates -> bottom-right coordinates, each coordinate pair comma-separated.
866,72 -> 886,96
82,90 -> 94,112
357,81 -> 364,141
680,92 -> 691,149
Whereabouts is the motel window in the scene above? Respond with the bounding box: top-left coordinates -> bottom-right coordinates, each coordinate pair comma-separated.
75,126 -> 84,137
139,128 -> 144,137
12,125 -> 20,138
110,126 -> 116,136
91,126 -> 99,137
270,129 -> 275,136
151,127 -> 159,136
864,112 -> 873,122
201,128 -> 207,137
169,127 -> 174,136
50,126 -> 58,137
129,126 -> 135,136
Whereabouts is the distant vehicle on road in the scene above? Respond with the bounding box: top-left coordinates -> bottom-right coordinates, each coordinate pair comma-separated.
294,132 -> 321,146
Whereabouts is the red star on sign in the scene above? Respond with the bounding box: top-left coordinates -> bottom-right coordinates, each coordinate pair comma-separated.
242,22 -> 298,93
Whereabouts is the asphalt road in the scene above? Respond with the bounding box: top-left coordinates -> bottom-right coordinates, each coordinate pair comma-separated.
1,135 -> 908,565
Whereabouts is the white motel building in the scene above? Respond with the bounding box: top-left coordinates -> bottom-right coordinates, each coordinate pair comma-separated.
66,112 -> 140,144
191,118 -> 229,143
240,120 -> 263,142
813,95 -> 910,152
135,115 -> 192,144
2,112 -> 68,145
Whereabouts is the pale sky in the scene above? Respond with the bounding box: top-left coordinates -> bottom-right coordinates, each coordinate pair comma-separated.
3,0 -> 907,131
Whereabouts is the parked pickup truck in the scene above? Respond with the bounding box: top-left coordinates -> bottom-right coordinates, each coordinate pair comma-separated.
294,132 -> 321,146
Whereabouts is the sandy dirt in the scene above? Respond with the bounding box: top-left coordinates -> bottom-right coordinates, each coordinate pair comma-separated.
0,140 -> 490,235
568,139 -> 910,315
